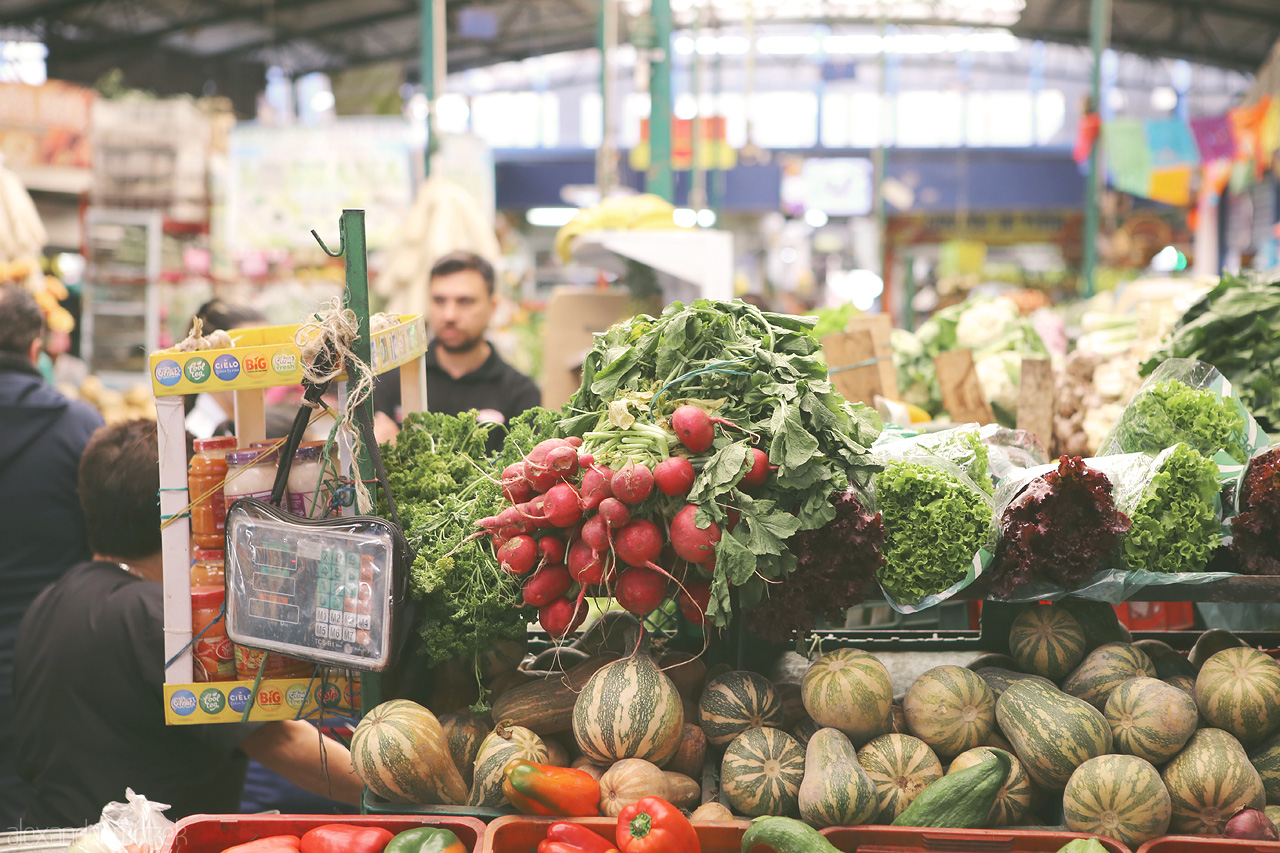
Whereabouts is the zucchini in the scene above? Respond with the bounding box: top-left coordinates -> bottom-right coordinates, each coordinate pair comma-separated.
892,748 -> 1011,828
739,817 -> 842,853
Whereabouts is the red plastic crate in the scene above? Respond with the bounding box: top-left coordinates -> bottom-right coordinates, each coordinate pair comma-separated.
165,814 -> 488,853
1136,838 -> 1280,853
480,815 -> 750,853
1115,601 -> 1196,631
821,826 -> 1133,853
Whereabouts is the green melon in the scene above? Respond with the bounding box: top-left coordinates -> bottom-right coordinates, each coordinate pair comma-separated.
966,653 -> 1023,672
1133,639 -> 1196,681
438,712 -> 489,787
995,678 -> 1112,791
792,717 -> 821,746
976,668 -> 1056,698
1162,728 -> 1265,834
1057,599 -> 1131,653
904,665 -> 996,759
948,746 -> 1036,826
1248,730 -> 1280,803
722,726 -> 807,817
857,733 -> 944,823
1189,629 -> 1246,670
572,649 -> 684,766
798,727 -> 879,828
1196,647 -> 1280,747
1165,674 -> 1197,698
469,724 -> 547,807
351,699 -> 469,806
1062,643 -> 1157,710
1063,754 -> 1171,847
1267,806 -> 1280,826
699,670 -> 786,747
1104,676 -> 1198,764
1009,605 -> 1087,682
802,649 -> 893,745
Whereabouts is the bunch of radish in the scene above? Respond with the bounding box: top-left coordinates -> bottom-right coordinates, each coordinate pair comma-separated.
478,404 -> 772,639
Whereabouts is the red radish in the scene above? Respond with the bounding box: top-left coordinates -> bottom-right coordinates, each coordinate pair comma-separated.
612,462 -> 654,505
497,535 -> 537,576
678,579 -> 712,625
538,535 -> 566,566
726,508 -> 741,533
581,514 -> 610,552
670,504 -> 722,563
544,444 -> 580,479
597,497 -> 631,529
614,518 -> 664,568
1225,809 -> 1279,841
522,564 -> 572,607
567,538 -> 612,585
670,405 -> 714,453
539,482 -> 582,528
523,438 -> 573,492
578,452 -> 595,467
615,568 -> 668,614
740,448 -> 773,489
580,465 -> 613,511
501,463 -> 534,504
566,436 -> 583,447
539,596 -> 587,638
495,506 -> 535,537
654,456 -> 696,496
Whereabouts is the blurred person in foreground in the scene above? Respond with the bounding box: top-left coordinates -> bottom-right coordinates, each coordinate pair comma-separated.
373,251 -> 540,452
13,419 -> 363,828
0,284 -> 103,828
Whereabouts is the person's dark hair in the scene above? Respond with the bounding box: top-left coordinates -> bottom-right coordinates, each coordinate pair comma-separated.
0,285 -> 45,355
195,299 -> 267,334
78,419 -> 161,560
429,251 -> 495,296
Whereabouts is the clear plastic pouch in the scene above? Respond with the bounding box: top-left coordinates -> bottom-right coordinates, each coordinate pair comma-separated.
67,789 -> 173,853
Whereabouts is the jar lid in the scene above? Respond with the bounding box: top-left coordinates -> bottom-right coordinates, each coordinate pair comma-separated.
190,586 -> 226,608
248,441 -> 276,449
193,437 -> 238,452
227,449 -> 277,466
193,548 -> 224,561
294,445 -> 322,461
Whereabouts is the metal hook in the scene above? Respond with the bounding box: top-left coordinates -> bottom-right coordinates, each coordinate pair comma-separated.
311,227 -> 344,258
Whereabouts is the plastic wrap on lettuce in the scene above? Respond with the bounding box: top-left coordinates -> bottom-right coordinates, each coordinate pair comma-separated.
873,454 -> 995,612
1231,444 -> 1280,575
873,424 -> 993,494
980,423 -> 1050,483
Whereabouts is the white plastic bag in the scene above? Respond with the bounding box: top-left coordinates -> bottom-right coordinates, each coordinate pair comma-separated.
67,789 -> 173,853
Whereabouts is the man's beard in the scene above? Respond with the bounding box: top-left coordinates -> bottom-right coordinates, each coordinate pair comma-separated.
437,331 -> 485,354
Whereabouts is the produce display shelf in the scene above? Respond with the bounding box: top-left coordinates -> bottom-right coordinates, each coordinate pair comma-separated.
479,815 -> 751,853
164,814 -> 487,853
820,827 -> 1133,853
1135,837 -> 1280,853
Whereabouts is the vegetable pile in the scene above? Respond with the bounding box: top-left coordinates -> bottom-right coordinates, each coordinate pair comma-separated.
1231,446 -> 1280,575
1144,271 -> 1280,433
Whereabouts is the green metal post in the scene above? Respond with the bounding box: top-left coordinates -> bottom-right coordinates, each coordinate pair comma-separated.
647,0 -> 674,201
340,209 -> 379,713
1081,0 -> 1112,298
903,253 -> 916,331
420,0 -> 441,176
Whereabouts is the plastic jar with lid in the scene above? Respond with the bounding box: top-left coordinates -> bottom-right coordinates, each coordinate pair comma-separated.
188,436 -> 238,550
287,445 -> 328,518
190,549 -> 225,587
224,449 -> 279,504
192,586 -> 236,682
235,646 -> 314,680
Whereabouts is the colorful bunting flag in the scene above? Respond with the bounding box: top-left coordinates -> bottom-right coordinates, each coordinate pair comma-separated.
1104,118 -> 1152,197
1145,117 -> 1200,168
1148,167 -> 1192,207
1190,115 -> 1236,162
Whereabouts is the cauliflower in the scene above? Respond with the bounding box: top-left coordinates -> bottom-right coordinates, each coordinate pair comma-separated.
975,350 -> 1022,416
955,297 -> 1021,350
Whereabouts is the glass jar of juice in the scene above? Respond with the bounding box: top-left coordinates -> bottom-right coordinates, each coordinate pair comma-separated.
192,586 -> 236,682
188,437 -> 238,550
235,646 -> 314,680
190,549 -> 224,587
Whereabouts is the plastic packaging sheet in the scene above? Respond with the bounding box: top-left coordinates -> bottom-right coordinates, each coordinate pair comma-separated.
1229,442 -> 1280,574
67,789 -> 174,853
870,449 -> 996,614
872,423 -> 994,494
980,423 -> 1050,484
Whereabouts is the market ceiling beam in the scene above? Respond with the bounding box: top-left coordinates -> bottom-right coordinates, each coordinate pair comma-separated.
202,5 -> 421,61
1009,24 -> 1261,72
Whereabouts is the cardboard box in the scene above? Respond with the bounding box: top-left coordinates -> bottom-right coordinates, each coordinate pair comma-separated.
541,287 -> 632,409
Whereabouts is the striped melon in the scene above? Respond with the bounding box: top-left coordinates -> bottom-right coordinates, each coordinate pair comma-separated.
572,648 -> 684,767
1104,677 -> 1198,763
1165,674 -> 1196,698
1162,728 -> 1265,834
351,699 -> 468,805
1267,806 -> 1280,826
976,668 -> 1056,698
1062,643 -> 1157,710
1009,605 -> 1087,682
438,712 -> 489,786
1133,639 -> 1196,680
1248,730 -> 1280,802
1196,647 -> 1280,747
802,649 -> 893,745
995,678 -> 1112,791
699,671 -> 786,747
798,727 -> 879,828
1063,754 -> 1171,847
857,733 -> 944,823
469,724 -> 547,807
722,727 -> 807,817
776,681 -> 808,729
985,730 -> 1015,752
792,718 -> 821,746
1057,599 -> 1131,653
949,746 -> 1035,826
904,665 -> 996,759
1190,628 -> 1246,670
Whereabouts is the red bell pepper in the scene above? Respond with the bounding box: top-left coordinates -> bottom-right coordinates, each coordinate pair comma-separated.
503,759 -> 601,816
299,824 -> 395,853
221,837 -> 301,853
537,822 -> 618,853
617,797 -> 700,853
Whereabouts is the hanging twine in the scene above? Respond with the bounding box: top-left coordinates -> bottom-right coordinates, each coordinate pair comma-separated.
295,298 -> 377,513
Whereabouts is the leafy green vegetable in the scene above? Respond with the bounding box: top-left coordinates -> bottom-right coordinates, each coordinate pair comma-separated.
805,303 -> 862,343
876,460 -> 991,603
561,299 -> 882,625
875,425 -> 993,494
1119,443 -> 1221,574
1144,271 -> 1280,433
380,410 -> 496,507
1110,379 -> 1248,463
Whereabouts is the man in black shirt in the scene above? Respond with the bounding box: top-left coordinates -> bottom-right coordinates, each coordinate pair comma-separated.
13,420 -> 363,828
374,252 -> 541,452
